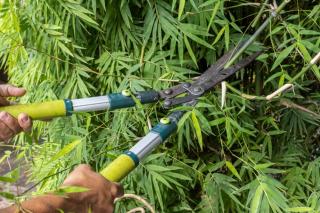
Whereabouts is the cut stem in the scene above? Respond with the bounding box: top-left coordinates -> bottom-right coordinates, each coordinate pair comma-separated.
224,0 -> 290,69
290,51 -> 320,83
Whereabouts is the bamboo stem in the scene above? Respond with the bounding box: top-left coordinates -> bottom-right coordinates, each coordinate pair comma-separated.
221,1 -> 290,107
115,194 -> 155,213
266,84 -> 293,100
252,0 -> 269,28
290,51 -> 320,83
224,0 -> 290,69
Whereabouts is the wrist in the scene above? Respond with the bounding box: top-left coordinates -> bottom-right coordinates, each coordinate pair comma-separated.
3,194 -> 71,213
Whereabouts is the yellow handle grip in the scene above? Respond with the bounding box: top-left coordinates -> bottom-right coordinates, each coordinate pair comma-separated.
100,154 -> 137,182
0,100 -> 67,120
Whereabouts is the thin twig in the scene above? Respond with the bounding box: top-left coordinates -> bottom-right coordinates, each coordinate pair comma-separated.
115,193 -> 155,213
127,207 -> 146,213
266,84 -> 293,100
280,99 -> 320,118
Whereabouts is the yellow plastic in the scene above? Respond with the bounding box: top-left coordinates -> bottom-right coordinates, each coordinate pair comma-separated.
100,154 -> 136,182
0,100 -> 67,120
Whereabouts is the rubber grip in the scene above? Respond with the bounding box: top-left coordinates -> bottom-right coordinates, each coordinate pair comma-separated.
100,154 -> 136,182
0,100 -> 67,120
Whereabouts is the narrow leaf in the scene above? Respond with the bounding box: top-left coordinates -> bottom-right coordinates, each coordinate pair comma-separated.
49,139 -> 81,162
178,0 -> 185,20
226,161 -> 241,181
250,185 -> 264,213
191,110 -> 203,150
271,44 -> 295,70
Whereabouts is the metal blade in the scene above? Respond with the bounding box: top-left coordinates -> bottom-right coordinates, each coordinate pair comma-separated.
160,49 -> 262,108
192,51 -> 262,93
195,42 -> 246,85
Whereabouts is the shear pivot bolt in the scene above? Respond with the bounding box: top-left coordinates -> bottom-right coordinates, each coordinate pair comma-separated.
122,90 -> 131,97
164,100 -> 171,106
160,117 -> 170,124
183,83 -> 191,88
193,87 -> 202,93
164,89 -> 172,95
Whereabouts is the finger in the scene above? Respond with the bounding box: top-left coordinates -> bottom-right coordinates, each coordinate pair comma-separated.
0,112 -> 22,134
62,164 -> 93,186
17,113 -> 32,132
75,164 -> 93,172
110,183 -> 124,199
0,84 -> 26,97
0,120 -> 14,142
94,206 -> 114,213
0,97 -> 9,106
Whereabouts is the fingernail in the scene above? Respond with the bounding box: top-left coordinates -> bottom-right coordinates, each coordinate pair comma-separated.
21,116 -> 28,123
0,112 -> 8,119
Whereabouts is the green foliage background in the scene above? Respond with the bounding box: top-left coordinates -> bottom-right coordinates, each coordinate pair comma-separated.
0,0 -> 320,212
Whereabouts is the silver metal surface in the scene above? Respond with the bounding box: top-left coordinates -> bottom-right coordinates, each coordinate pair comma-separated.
130,132 -> 162,160
72,96 -> 110,112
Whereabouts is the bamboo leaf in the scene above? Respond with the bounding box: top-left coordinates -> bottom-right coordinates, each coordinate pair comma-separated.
191,110 -> 203,150
287,207 -> 314,212
226,161 -> 241,181
271,44 -> 295,70
209,117 -> 225,126
184,35 -> 198,67
49,139 -> 81,162
0,192 -> 15,200
58,41 -> 74,57
53,186 -> 89,195
178,0 -> 185,20
254,163 -> 275,170
0,176 -> 15,183
250,185 -> 264,213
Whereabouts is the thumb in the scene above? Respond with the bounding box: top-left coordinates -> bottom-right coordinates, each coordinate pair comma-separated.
110,183 -> 124,199
0,84 -> 26,97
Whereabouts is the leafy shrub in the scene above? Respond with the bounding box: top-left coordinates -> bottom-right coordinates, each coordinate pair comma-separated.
0,0 -> 319,212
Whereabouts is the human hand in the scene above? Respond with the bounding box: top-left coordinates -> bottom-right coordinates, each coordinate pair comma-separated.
61,164 -> 124,212
1,164 -> 123,213
0,84 -> 32,142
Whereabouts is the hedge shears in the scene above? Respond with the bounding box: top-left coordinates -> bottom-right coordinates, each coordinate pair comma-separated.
0,44 -> 261,181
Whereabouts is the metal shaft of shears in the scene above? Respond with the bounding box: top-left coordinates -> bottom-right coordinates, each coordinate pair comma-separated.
100,110 -> 185,182
0,90 -> 160,120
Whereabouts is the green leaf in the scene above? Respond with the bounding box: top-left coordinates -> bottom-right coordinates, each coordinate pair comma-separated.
271,44 -> 295,70
297,42 -> 320,81
146,164 -> 172,172
207,0 -> 220,32
0,192 -> 15,200
209,117 -> 225,126
150,171 -> 172,189
72,10 -> 98,26
225,161 -> 241,181
191,110 -> 203,150
49,139 -> 81,162
178,0 -> 185,20
287,207 -> 314,212
165,172 -> 192,181
183,31 -> 213,49
254,163 -> 275,170
0,176 -> 15,183
57,41 -> 74,57
268,130 -> 286,136
184,35 -> 198,67
53,186 -> 89,196
250,185 -> 264,213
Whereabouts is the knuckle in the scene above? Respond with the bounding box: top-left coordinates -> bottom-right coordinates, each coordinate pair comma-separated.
110,183 -> 124,198
0,111 -> 8,119
76,164 -> 92,172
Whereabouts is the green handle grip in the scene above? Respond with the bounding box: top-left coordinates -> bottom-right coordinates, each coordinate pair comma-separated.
0,100 -> 67,120
100,154 -> 137,182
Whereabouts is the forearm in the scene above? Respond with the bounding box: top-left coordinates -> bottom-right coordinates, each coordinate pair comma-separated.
0,165 -> 121,213
0,195 -> 77,213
